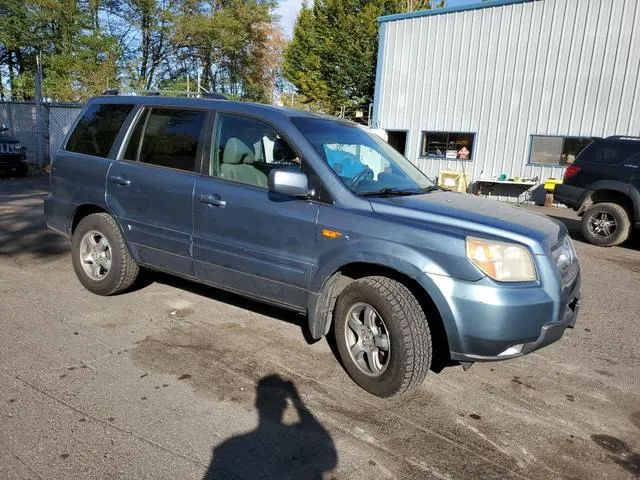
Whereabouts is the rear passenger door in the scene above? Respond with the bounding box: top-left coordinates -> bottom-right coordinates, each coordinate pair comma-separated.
106,106 -> 208,277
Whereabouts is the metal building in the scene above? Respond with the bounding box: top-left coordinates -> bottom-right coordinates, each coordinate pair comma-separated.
372,0 -> 640,195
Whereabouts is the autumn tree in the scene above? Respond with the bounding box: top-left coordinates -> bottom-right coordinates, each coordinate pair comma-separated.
171,0 -> 283,102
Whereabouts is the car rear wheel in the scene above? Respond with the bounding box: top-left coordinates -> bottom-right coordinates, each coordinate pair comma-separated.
71,213 -> 139,295
581,202 -> 631,247
333,276 -> 432,397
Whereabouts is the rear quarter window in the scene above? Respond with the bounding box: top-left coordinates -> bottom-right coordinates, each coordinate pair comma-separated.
66,103 -> 133,157
583,142 -> 640,165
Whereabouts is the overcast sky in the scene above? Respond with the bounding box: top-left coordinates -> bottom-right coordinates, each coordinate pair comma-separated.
276,0 -> 482,38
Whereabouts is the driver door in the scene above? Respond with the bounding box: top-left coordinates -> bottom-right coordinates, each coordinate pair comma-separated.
192,113 -> 320,310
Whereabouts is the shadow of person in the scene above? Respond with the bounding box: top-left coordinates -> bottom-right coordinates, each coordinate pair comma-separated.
203,375 -> 338,480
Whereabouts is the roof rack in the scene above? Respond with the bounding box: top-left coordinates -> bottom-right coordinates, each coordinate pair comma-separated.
605,135 -> 640,141
101,89 -> 227,100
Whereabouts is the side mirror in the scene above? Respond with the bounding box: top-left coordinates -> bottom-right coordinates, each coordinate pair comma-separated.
268,169 -> 310,198
0,123 -> 8,133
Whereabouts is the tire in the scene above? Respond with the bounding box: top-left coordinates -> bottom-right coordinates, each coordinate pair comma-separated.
581,202 -> 631,247
333,276 -> 432,398
71,213 -> 139,295
15,164 -> 28,178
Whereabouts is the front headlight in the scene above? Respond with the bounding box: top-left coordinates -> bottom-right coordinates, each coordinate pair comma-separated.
466,236 -> 537,282
14,143 -> 22,150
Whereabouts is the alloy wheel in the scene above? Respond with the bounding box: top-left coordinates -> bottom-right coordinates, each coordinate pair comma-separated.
79,230 -> 112,281
587,211 -> 617,239
344,302 -> 391,376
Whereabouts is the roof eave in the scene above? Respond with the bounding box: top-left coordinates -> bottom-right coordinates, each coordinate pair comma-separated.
377,0 -> 534,24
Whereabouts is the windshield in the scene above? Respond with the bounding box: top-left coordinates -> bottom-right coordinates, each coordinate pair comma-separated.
291,117 -> 435,195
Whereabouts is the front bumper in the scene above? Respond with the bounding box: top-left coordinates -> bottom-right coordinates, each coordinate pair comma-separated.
451,293 -> 579,362
423,269 -> 581,362
0,153 -> 27,173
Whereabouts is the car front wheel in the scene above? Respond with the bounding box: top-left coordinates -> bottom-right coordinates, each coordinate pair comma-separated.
582,202 -> 631,247
334,276 -> 432,397
71,213 -> 139,295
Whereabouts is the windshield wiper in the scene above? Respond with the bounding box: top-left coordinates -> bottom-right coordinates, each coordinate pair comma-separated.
356,187 -> 417,197
417,185 -> 442,193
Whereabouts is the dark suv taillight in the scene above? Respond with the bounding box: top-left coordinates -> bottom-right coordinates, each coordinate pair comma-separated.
564,164 -> 581,180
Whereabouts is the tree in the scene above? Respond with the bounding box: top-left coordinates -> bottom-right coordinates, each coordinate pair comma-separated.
0,0 -> 284,103
0,0 -> 120,101
171,0 -> 282,102
283,0 -> 443,117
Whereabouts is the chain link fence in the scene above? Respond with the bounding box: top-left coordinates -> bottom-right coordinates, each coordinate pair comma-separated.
0,101 -> 83,168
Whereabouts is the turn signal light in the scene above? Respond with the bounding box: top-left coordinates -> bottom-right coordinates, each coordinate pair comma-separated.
321,229 -> 342,239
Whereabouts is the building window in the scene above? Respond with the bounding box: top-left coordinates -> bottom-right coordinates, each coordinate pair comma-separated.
420,132 -> 474,160
529,136 -> 592,166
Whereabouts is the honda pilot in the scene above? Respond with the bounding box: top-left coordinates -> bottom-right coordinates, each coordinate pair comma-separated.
44,96 -> 581,397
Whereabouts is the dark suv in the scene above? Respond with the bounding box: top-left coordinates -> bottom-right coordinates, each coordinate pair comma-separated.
555,136 -> 640,247
0,123 -> 28,177
44,96 -> 581,397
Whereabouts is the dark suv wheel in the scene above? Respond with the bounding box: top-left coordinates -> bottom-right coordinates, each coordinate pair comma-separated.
71,213 -> 139,295
581,202 -> 631,247
333,276 -> 432,397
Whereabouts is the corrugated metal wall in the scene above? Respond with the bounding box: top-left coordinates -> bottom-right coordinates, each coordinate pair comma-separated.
374,0 -> 640,186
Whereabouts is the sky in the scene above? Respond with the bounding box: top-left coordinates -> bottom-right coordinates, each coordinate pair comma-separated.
276,0 -> 483,38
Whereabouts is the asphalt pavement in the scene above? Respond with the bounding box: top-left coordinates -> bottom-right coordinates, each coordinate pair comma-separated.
1,176 -> 639,480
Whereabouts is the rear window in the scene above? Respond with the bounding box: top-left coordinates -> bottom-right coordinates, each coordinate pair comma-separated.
66,103 -> 133,157
584,141 -> 640,165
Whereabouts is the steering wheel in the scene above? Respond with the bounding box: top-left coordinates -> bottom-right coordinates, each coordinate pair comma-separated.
349,167 -> 374,189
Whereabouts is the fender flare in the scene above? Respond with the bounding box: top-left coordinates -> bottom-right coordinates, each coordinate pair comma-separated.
306,241 -> 460,352
580,180 -> 637,220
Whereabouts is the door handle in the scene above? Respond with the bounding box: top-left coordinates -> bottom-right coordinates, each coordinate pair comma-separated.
197,194 -> 226,207
110,175 -> 131,186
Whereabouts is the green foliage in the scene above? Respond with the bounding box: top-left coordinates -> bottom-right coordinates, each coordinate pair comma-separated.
0,0 -> 119,101
283,0 -> 442,116
0,0 -> 282,102
172,0 -> 282,103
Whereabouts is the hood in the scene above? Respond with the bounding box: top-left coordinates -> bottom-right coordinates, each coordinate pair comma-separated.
369,191 -> 565,252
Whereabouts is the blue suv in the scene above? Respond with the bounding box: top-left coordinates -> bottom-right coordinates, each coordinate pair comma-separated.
44,96 -> 581,397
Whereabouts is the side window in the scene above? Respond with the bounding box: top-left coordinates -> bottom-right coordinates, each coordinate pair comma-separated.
123,109 -> 148,161
212,114 -> 301,188
595,145 -> 625,165
66,103 -> 133,157
135,108 -> 206,172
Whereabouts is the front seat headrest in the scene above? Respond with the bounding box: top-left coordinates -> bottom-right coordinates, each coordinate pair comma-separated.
223,138 -> 254,165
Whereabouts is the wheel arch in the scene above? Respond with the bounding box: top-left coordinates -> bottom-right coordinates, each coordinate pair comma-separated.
69,203 -> 140,262
581,187 -> 635,223
70,203 -> 109,235
308,261 -> 454,370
